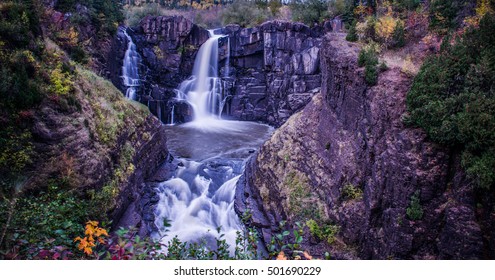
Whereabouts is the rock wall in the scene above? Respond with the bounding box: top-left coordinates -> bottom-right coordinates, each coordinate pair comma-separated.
111,115 -> 170,234
222,21 -> 323,126
235,33 -> 489,259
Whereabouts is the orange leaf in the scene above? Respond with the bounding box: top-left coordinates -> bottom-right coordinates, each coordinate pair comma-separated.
85,225 -> 95,236
276,251 -> 287,260
83,247 -> 92,255
303,251 -> 313,260
87,221 -> 98,227
95,228 -> 108,237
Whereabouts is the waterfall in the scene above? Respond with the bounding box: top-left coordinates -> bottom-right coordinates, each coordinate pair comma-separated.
121,27 -> 141,101
154,120 -> 273,255
151,29 -> 272,256
169,105 -> 175,125
224,36 -> 230,78
176,31 -> 227,127
154,163 -> 242,253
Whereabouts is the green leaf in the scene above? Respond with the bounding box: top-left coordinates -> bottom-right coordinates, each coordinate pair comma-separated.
295,236 -> 303,244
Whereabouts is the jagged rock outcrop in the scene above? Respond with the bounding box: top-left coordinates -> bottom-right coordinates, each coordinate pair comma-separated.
235,33 -> 487,259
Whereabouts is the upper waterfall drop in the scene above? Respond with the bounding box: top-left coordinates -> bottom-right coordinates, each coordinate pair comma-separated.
176,30 -> 229,129
121,27 -> 141,101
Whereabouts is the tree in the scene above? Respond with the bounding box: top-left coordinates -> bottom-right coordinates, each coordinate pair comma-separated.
290,0 -> 330,25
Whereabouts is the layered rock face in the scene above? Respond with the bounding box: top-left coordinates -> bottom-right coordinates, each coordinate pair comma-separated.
235,33 -> 487,259
222,21 -> 323,126
108,17 -> 324,126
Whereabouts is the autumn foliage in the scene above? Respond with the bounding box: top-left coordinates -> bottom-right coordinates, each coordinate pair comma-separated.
74,221 -> 108,255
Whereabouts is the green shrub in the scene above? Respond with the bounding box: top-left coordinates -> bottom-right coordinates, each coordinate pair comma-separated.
222,0 -> 270,27
406,190 -> 423,221
268,0 -> 282,17
329,0 -> 353,18
346,20 -> 358,42
124,3 -> 169,27
391,20 -> 405,48
358,47 -> 378,67
365,63 -> 378,85
429,0 -> 464,32
341,183 -> 363,200
357,45 -> 379,86
407,13 -> 495,188
306,219 -> 339,245
0,183 -> 92,259
0,52 -> 44,112
0,1 -> 42,49
69,45 -> 88,64
55,0 -> 124,37
395,0 -> 421,11
0,128 -> 34,180
50,64 -> 74,95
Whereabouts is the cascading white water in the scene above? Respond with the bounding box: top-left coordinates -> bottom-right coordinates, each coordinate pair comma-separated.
174,31 -> 227,127
153,121 -> 273,255
121,28 -> 141,101
224,36 -> 231,78
154,162 -> 242,251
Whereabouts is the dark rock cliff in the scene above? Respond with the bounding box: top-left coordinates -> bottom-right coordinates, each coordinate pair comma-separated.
222,21 -> 323,126
235,33 -> 488,259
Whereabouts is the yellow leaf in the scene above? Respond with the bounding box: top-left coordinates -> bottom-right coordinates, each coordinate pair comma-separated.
76,237 -> 89,250
85,224 -> 95,236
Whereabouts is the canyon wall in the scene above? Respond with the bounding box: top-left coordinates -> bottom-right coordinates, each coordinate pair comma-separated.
235,33 -> 489,259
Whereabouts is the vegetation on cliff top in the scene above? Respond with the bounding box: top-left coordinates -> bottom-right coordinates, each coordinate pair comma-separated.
407,11 -> 495,189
